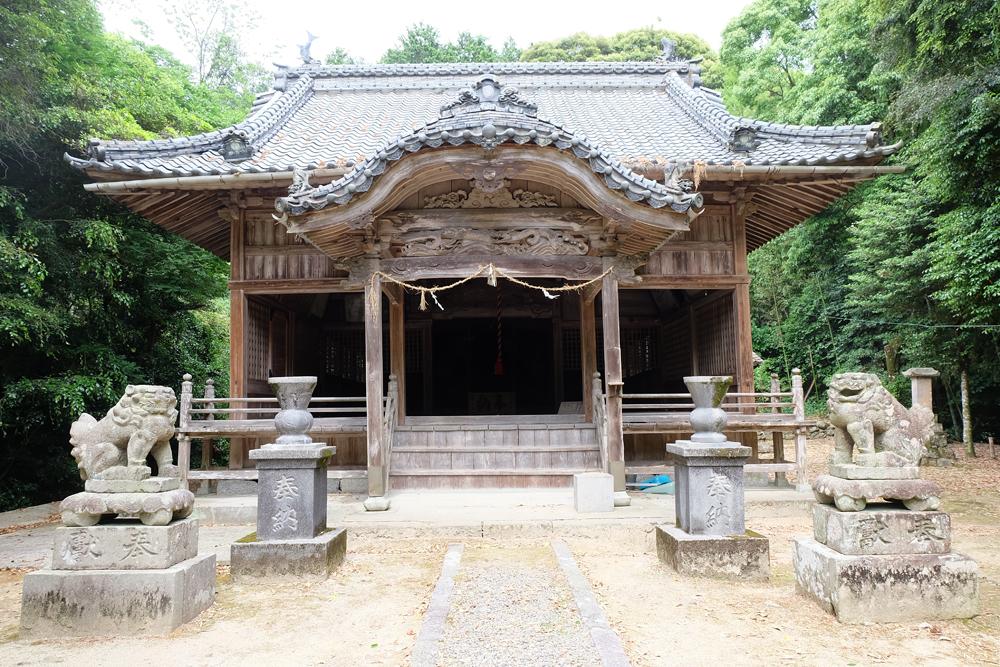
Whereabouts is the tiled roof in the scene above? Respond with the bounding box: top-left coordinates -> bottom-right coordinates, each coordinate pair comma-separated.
66,60 -> 897,178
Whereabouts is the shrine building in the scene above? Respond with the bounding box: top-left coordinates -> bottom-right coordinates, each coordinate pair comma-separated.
68,57 -> 899,506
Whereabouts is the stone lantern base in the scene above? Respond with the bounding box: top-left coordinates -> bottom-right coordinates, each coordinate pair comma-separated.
230,443 -> 347,581
656,526 -> 770,580
656,439 -> 771,580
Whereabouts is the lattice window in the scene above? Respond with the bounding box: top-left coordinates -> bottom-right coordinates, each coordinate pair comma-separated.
623,326 -> 659,379
247,301 -> 269,382
695,297 -> 735,376
562,328 -> 581,371
325,329 -> 365,383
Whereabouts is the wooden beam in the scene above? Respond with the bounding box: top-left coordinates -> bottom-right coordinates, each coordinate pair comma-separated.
601,267 -> 627,499
229,278 -> 354,294
628,274 -> 750,288
364,271 -> 386,499
382,282 -> 404,306
378,208 -> 603,229
378,255 -> 606,281
580,293 -> 597,421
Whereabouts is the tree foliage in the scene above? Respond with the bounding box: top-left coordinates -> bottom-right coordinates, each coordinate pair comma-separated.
0,0 -> 237,510
380,23 -> 520,64
725,0 -> 1000,438
521,27 -> 719,86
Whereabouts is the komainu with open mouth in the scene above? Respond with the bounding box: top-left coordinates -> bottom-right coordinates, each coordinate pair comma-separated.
826,372 -> 934,468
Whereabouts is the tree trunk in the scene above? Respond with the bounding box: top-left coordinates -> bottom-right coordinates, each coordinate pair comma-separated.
961,368 -> 975,457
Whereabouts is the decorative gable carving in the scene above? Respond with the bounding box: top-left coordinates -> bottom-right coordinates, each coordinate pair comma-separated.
423,180 -> 559,209
439,75 -> 538,119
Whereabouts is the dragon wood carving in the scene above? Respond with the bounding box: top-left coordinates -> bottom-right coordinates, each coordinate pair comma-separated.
423,180 -> 559,209
398,227 -> 589,256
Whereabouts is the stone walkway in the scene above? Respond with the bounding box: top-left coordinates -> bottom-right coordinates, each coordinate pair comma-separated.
412,540 -> 630,667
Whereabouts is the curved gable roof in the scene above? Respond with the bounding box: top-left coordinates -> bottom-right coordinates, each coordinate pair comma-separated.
66,60 -> 898,179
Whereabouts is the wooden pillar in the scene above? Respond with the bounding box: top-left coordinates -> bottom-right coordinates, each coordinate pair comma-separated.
732,202 -> 753,394
365,272 -> 386,499
601,268 -> 628,504
732,202 -> 756,455
387,284 -> 406,424
228,208 -> 247,469
580,293 -> 597,422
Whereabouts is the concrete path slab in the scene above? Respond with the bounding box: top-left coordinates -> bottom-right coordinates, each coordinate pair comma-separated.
552,540 -> 631,667
411,543 -> 464,667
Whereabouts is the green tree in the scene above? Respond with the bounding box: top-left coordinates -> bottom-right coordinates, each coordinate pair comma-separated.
324,47 -> 360,66
728,0 -> 1000,442
0,0 -> 236,510
380,24 -> 519,64
521,27 -> 719,86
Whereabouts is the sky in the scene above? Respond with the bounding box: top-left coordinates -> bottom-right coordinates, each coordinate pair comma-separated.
99,0 -> 754,68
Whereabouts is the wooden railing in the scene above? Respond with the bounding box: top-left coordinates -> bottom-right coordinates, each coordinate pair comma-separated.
380,374 -> 399,496
177,373 -> 372,483
612,369 -> 813,490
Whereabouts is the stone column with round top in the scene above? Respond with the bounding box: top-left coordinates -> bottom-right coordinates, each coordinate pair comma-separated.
231,376 -> 346,580
656,376 -> 770,580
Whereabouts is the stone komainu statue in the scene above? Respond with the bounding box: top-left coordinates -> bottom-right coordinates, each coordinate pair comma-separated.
69,385 -> 179,481
827,372 -> 939,468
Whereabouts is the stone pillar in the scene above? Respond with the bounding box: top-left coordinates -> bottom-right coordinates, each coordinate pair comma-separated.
231,376 -> 346,581
903,367 -> 939,411
656,376 -> 769,579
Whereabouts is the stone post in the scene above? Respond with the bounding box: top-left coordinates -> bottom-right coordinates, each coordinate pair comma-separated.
656,376 -> 769,579
230,376 -> 346,580
903,367 -> 939,411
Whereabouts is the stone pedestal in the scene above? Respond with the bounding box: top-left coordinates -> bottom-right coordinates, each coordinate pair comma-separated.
230,375 -> 346,581
21,518 -> 215,636
793,537 -> 978,623
813,474 -> 942,512
657,525 -> 769,580
232,444 -> 345,581
231,527 -> 347,580
796,466 -> 978,622
251,445 -> 334,541
656,376 -> 770,580
573,472 -> 613,513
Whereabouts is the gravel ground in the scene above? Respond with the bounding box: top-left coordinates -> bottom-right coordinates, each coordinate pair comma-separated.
435,544 -> 600,667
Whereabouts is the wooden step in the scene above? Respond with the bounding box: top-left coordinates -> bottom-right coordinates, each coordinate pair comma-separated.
391,448 -> 601,472
390,468 -> 600,489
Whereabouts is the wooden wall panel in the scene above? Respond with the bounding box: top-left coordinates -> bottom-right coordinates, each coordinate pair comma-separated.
242,210 -> 341,281
642,211 -> 737,277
